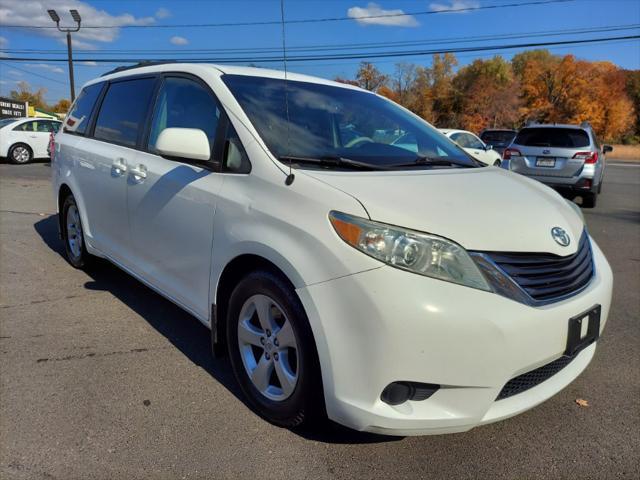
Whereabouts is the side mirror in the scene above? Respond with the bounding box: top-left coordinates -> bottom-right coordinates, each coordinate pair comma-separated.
156,127 -> 211,161
603,145 -> 613,154
485,144 -> 493,151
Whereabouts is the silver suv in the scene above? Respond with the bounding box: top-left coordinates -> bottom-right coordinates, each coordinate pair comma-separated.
503,123 -> 612,208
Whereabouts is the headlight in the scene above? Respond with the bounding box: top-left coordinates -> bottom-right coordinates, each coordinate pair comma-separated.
329,211 -> 490,291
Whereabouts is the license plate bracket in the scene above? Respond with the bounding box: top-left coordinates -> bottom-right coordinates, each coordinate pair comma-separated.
565,305 -> 600,357
536,157 -> 556,167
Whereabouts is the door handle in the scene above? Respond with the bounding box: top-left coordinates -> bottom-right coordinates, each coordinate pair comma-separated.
129,164 -> 147,183
112,158 -> 127,177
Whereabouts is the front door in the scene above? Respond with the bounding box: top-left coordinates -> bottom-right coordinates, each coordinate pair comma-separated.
126,75 -> 225,319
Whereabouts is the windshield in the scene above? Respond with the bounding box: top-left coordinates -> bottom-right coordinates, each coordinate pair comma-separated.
514,127 -> 590,148
222,74 -> 477,169
0,118 -> 19,128
480,130 -> 516,146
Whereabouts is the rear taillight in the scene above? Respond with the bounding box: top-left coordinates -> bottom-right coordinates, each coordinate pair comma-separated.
573,151 -> 598,164
503,148 -> 521,160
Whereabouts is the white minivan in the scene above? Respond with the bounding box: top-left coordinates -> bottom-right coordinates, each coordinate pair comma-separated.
52,63 -> 612,436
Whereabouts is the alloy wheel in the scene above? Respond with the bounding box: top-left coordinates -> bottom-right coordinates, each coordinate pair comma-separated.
65,205 -> 83,259
237,294 -> 299,401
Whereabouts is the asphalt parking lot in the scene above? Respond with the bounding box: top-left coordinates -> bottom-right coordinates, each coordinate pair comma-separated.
1,160 -> 638,479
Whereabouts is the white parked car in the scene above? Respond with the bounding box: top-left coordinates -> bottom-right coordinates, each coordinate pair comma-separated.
439,128 -> 503,166
52,64 -> 612,436
0,117 -> 61,164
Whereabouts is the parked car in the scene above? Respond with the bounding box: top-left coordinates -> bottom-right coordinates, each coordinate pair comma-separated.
502,123 -> 611,208
479,128 -> 517,156
439,129 -> 503,166
0,117 -> 62,164
53,64 -> 612,436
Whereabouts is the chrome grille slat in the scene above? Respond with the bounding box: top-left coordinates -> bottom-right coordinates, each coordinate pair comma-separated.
481,231 -> 594,303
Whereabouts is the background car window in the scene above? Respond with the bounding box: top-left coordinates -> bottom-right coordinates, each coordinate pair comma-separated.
148,77 -> 220,154
36,122 -> 53,132
13,121 -> 35,132
514,128 -> 590,148
51,122 -> 61,133
65,82 -> 103,135
450,132 -> 467,147
463,133 -> 485,149
94,78 -> 156,148
480,130 -> 516,146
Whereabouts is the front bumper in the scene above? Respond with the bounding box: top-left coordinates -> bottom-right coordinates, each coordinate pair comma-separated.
297,237 -> 612,436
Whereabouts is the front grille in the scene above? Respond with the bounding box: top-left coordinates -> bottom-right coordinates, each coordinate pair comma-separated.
484,231 -> 593,303
496,355 -> 574,400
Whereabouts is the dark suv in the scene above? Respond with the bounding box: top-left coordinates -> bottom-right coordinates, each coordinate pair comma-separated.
502,123 -> 612,208
479,129 -> 516,156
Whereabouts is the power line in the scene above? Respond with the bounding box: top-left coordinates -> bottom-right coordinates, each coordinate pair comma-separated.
2,24 -> 636,56
0,61 -> 68,85
2,34 -> 638,64
0,0 -> 577,29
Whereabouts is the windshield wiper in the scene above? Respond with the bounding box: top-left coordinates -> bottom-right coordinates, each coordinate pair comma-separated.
386,155 -> 475,169
277,155 -> 390,171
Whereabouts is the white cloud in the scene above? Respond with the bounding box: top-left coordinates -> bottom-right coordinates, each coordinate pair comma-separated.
170,35 -> 189,46
429,0 -> 480,14
80,60 -> 98,66
0,0 -> 156,50
347,3 -> 418,27
0,36 -> 8,47
26,63 -> 65,74
155,7 -> 171,19
7,70 -> 22,77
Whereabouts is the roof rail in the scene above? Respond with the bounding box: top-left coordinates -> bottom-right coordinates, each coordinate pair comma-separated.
101,61 -> 177,77
580,121 -> 592,129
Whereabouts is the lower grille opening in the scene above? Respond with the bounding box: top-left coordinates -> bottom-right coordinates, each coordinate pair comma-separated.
496,355 -> 575,401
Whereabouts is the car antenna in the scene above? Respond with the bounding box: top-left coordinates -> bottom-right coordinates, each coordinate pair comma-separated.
280,0 -> 295,186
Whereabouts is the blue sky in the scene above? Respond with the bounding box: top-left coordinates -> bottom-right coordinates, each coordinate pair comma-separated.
1,0 -> 639,104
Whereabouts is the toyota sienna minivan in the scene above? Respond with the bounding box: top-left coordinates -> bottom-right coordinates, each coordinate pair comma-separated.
52,63 -> 612,436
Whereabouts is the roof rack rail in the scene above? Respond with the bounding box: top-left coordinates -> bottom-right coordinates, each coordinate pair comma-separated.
101,60 -> 177,77
580,121 -> 592,129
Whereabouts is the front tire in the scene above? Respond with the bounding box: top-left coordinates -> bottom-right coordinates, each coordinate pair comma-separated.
493,159 -> 501,167
8,144 -> 32,164
61,194 -> 93,268
226,270 -> 324,428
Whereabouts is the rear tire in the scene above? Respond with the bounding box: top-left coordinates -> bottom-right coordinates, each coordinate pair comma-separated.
8,144 -> 32,164
582,192 -> 597,208
226,270 -> 324,428
61,194 -> 93,269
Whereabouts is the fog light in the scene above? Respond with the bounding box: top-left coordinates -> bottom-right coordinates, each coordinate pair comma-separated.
381,381 -> 440,405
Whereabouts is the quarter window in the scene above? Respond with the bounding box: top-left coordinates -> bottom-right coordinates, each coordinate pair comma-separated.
65,82 -> 103,135
148,76 -> 220,155
94,77 -> 156,148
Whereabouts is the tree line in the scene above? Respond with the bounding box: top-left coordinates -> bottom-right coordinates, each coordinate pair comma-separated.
336,49 -> 640,144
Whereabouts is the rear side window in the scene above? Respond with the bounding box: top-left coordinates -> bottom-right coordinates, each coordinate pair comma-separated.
514,128 -> 590,148
13,121 -> 35,132
148,76 -> 220,153
65,83 -> 103,135
94,77 -> 156,148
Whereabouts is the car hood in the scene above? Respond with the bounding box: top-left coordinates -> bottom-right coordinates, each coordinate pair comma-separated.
303,167 -> 584,254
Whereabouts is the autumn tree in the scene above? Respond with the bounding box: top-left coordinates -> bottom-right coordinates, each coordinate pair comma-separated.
355,62 -> 388,92
52,98 -> 71,113
10,81 -> 49,110
625,70 -> 640,141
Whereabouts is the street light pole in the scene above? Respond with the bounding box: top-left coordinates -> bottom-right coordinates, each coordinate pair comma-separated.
48,9 -> 81,102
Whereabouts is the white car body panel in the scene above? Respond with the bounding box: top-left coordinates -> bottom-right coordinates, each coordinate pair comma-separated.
51,63 -> 613,436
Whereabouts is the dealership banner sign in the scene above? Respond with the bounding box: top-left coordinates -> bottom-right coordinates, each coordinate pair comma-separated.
0,97 -> 28,119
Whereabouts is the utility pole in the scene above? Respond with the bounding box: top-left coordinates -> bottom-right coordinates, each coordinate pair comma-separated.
48,9 -> 81,102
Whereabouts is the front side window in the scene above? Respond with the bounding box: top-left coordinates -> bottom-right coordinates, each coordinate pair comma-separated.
222,74 -> 476,170
94,77 -> 156,148
148,76 -> 220,155
65,82 -> 103,135
463,133 -> 485,149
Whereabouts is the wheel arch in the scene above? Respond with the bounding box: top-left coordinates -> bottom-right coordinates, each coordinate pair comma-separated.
211,253 -> 300,357
8,142 -> 33,161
